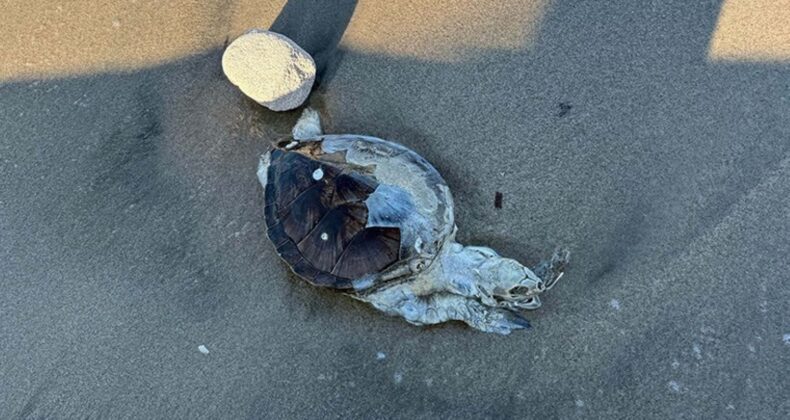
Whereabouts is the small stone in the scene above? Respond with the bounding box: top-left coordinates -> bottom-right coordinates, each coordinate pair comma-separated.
198,345 -> 209,354
222,30 -> 316,111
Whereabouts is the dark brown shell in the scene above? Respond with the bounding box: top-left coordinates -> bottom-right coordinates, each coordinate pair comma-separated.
264,149 -> 401,289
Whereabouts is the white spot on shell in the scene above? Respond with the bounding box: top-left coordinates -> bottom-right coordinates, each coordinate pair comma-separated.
312,167 -> 324,180
198,345 -> 209,354
320,232 -> 329,241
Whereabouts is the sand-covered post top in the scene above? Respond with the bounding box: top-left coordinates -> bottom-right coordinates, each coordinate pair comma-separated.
222,30 -> 316,111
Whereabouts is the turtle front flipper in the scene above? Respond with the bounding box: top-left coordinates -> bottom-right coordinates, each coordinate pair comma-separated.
365,286 -> 531,335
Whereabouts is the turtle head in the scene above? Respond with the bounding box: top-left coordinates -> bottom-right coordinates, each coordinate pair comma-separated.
445,245 -> 561,311
478,253 -> 546,310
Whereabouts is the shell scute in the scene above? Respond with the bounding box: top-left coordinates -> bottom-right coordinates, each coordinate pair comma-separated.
296,202 -> 368,273
332,227 -> 401,279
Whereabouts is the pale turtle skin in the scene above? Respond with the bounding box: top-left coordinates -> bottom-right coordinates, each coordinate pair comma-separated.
258,109 -> 568,334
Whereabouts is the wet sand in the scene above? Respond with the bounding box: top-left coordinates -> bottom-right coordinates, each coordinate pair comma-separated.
2,0 -> 788,418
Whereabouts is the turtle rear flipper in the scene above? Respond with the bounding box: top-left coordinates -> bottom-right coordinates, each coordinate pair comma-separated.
292,108 -> 323,140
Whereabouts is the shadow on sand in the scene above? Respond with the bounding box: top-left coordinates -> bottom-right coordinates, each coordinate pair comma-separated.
2,0 -> 790,418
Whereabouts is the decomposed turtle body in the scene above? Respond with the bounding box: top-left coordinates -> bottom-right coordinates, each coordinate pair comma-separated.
259,109 -> 568,334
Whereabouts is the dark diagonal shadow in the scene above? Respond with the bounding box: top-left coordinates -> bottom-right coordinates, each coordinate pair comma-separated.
269,0 -> 357,88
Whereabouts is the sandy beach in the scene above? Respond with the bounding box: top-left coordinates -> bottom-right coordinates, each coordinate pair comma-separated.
2,0 -> 788,418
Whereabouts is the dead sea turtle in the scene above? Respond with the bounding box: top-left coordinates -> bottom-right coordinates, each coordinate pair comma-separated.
258,109 -> 568,334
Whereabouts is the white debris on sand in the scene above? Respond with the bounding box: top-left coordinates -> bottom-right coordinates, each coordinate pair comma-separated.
609,299 -> 621,311
198,345 -> 210,354
783,333 -> 790,345
692,344 -> 702,359
668,381 -> 682,393
376,352 -> 387,360
222,30 -> 316,111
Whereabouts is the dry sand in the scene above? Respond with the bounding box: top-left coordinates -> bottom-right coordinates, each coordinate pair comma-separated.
1,0 -> 788,418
